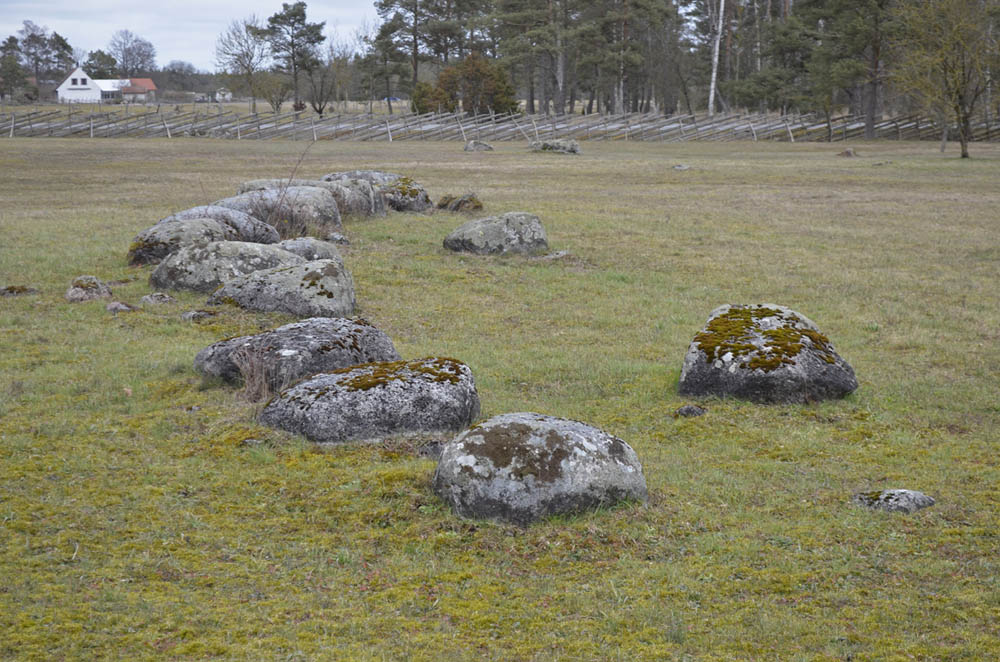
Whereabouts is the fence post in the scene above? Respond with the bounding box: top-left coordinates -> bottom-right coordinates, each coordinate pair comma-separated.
236,117 -> 241,140
456,114 -> 466,141
386,119 -> 392,142
90,116 -> 94,138
312,116 -> 317,141
161,115 -> 171,139
8,113 -> 13,138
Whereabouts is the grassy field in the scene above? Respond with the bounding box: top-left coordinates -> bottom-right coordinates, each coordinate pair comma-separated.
1,138 -> 998,661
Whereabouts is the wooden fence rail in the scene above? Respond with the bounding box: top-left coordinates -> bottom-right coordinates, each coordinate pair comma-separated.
3,107 -> 998,143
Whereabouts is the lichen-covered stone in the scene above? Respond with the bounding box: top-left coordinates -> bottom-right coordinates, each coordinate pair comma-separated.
321,170 -> 432,213
65,275 -> 112,303
464,140 -> 494,152
158,205 -> 280,244
259,357 -> 480,443
437,193 -> 483,213
149,241 -> 305,293
127,217 -> 238,266
213,187 -> 342,237
207,259 -> 355,318
531,139 -> 579,154
434,412 -> 647,526
276,237 -> 343,261
139,292 -> 176,306
443,212 -> 548,255
239,178 -> 386,218
106,301 -> 136,314
852,489 -> 935,514
678,304 -> 858,404
194,317 -> 400,390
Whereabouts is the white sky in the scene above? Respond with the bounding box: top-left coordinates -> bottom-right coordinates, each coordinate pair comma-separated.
0,1 -> 377,72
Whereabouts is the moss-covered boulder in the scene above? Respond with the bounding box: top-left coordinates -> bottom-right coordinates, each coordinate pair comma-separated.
852,489 -> 935,514
194,317 -> 400,390
127,217 -> 238,266
443,212 -> 548,255
158,205 -> 280,244
259,357 -> 480,443
149,241 -> 305,293
678,304 -> 858,404
213,187 -> 342,238
434,413 -> 648,526
207,259 -> 355,318
65,275 -> 112,303
238,178 -> 387,218
437,193 -> 483,213
321,170 -> 432,213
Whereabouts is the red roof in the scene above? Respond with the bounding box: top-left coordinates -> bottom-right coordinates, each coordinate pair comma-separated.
129,78 -> 157,91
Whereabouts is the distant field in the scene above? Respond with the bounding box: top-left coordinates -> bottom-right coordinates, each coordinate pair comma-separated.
1,139 -> 998,661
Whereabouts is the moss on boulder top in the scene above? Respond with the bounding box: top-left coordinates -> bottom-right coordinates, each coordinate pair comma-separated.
434,412 -> 647,526
678,304 -> 857,404
259,357 -> 480,444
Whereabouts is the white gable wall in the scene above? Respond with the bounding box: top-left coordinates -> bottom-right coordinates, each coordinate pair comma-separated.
57,67 -> 128,103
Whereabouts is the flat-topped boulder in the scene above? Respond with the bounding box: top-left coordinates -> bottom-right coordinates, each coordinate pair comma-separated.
531,139 -> 579,154
276,237 -> 343,261
259,357 -> 480,443
678,304 -> 858,404
208,259 -> 355,317
434,412 -> 648,526
65,275 -> 112,303
158,205 -> 280,244
852,489 -> 935,514
464,140 -> 494,152
128,217 -> 238,265
213,187 -> 342,237
443,211 -> 548,255
321,170 -> 432,213
238,178 -> 387,218
149,241 -> 305,293
194,317 -> 400,390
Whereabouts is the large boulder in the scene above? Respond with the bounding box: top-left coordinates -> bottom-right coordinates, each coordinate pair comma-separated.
208,259 -> 355,317
65,275 -> 112,303
464,140 -> 494,152
276,237 -> 343,261
149,241 -> 305,293
194,317 -> 400,390
321,170 -> 432,213
127,217 -> 238,266
443,212 -> 549,256
259,357 -> 480,443
158,205 -> 280,244
213,187 -> 342,237
678,304 -> 858,404
434,412 -> 648,526
239,178 -> 387,218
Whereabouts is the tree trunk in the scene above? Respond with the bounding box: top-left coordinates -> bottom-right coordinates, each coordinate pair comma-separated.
958,103 -> 971,158
708,0 -> 726,117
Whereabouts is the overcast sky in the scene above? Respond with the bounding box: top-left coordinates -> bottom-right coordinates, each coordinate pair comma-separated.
0,1 -> 377,72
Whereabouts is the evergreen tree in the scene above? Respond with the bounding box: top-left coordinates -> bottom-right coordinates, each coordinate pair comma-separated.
254,2 -> 326,107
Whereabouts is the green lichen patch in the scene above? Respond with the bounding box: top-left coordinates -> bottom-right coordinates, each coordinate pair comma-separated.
332,357 -> 465,391
388,176 -> 422,199
693,305 -> 838,372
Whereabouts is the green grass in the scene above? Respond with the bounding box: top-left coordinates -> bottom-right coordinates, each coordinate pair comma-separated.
1,138 -> 999,661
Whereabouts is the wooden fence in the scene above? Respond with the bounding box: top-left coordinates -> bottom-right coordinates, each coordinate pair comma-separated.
3,107 -> 998,142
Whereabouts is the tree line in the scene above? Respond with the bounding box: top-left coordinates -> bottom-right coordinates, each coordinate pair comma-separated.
2,1 -> 997,156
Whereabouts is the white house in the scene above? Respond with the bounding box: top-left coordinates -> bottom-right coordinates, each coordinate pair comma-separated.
56,67 -> 157,103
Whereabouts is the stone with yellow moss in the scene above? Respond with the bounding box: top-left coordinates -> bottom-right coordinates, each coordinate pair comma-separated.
259,357 -> 480,443
678,304 -> 857,404
434,412 -> 647,526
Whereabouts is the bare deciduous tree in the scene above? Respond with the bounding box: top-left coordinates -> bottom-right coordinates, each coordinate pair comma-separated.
216,17 -> 270,113
108,29 -> 156,77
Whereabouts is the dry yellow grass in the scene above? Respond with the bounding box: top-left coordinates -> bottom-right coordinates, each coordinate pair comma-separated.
1,138 -> 999,661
